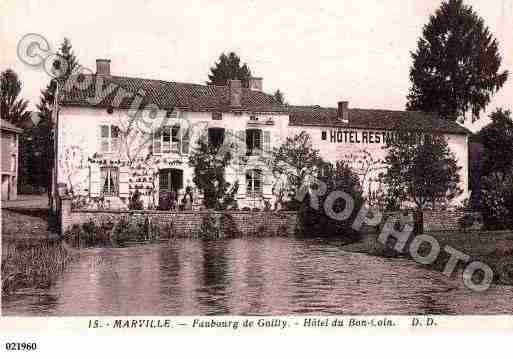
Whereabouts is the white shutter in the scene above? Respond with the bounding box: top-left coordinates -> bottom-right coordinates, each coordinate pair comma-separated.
263,130 -> 271,156
236,130 -> 246,157
224,129 -> 232,145
263,170 -> 273,195
89,164 -> 101,197
118,166 -> 129,197
153,128 -> 161,154
181,126 -> 190,154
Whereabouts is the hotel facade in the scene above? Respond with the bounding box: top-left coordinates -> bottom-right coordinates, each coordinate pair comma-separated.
53,59 -> 471,210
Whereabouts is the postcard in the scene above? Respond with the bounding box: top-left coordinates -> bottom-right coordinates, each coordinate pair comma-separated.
1,0 -> 513,356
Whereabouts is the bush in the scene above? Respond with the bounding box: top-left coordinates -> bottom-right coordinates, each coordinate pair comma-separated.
458,213 -> 476,232
63,216 -> 159,247
480,174 -> 513,230
275,224 -> 289,237
219,213 -> 241,239
199,212 -> 220,240
298,161 -> 363,240
129,189 -> 144,210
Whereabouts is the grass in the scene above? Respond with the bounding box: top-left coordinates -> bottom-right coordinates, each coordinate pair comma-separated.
1,241 -> 76,296
2,198 -> 76,297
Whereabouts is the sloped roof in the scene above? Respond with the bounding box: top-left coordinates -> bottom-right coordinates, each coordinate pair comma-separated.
58,74 -> 471,135
1,119 -> 23,133
59,75 -> 287,113
288,106 -> 472,135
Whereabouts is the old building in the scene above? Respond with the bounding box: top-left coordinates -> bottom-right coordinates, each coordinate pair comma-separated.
53,59 -> 471,210
1,118 -> 22,200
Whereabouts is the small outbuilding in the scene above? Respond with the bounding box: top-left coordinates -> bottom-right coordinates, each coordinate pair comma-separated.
1,118 -> 22,200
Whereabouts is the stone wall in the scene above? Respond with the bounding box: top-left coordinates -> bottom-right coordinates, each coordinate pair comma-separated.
60,197 -> 298,238
61,197 -> 484,239
382,210 -> 483,232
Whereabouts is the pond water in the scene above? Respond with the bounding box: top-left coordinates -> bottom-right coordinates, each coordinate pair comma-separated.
3,237 -> 513,315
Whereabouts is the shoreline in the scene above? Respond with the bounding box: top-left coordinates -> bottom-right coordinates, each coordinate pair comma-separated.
340,230 -> 513,285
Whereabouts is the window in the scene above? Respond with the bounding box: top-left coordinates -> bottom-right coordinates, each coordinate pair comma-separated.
246,129 -> 262,156
161,126 -> 171,153
250,115 -> 259,122
153,125 -> 189,154
100,125 -> 120,153
212,112 -> 222,121
100,166 -> 119,196
11,154 -> 16,172
321,131 -> 327,140
208,128 -> 225,148
246,169 -> 263,195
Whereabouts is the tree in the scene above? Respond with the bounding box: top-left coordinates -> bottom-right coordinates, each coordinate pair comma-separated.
208,52 -> 252,87
299,160 -> 363,239
188,135 -> 239,210
37,38 -> 79,126
0,69 -> 31,125
270,131 -> 324,209
31,38 -> 79,204
478,108 -> 513,180
407,0 -> 508,122
477,108 -> 513,229
383,131 -> 461,232
273,89 -> 286,105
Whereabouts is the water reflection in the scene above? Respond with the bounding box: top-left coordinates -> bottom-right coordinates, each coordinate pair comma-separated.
3,237 -> 513,315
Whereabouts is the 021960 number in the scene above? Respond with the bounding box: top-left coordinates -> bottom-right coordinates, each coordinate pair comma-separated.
5,342 -> 37,351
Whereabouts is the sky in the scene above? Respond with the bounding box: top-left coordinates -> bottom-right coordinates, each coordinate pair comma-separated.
1,0 -> 512,132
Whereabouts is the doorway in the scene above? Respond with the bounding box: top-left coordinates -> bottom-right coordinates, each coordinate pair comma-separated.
158,169 -> 183,209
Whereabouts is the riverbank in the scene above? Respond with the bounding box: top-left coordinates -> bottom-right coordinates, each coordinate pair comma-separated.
341,230 -> 513,285
1,196 -> 76,296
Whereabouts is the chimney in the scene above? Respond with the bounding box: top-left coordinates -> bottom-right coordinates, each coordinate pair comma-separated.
338,101 -> 349,123
228,79 -> 242,107
96,59 -> 111,76
248,77 -> 263,91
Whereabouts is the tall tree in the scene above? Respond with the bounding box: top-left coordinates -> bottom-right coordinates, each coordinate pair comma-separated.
208,52 -> 252,87
0,69 -> 31,125
37,38 -> 79,125
32,38 -> 79,204
478,108 -> 513,180
407,0 -> 508,122
383,131 -> 461,232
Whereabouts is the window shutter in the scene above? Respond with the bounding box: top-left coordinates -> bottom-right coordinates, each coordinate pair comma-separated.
181,127 -> 190,154
225,129 -> 233,146
153,128 -> 161,154
254,130 -> 263,157
118,166 -> 129,197
236,130 -> 246,157
263,170 -> 273,195
89,164 -> 101,197
263,131 -> 271,156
